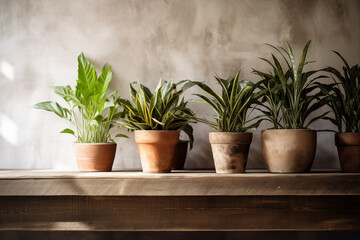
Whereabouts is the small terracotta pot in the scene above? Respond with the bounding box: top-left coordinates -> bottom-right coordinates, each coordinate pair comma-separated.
261,129 -> 316,173
335,132 -> 360,172
74,143 -> 116,172
135,130 -> 179,173
209,132 -> 253,173
172,140 -> 189,170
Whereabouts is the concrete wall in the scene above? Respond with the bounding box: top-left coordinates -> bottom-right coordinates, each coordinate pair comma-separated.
0,0 -> 359,170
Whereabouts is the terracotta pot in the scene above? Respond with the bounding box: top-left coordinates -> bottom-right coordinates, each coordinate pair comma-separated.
209,132 -> 252,173
261,129 -> 316,173
74,143 -> 116,172
171,140 -> 189,170
335,132 -> 360,172
135,130 -> 179,173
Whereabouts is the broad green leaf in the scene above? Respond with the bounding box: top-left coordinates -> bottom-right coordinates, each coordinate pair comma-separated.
33,101 -> 69,119
60,128 -> 75,135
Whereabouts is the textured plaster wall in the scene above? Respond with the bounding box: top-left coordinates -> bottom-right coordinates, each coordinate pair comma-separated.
0,0 -> 359,170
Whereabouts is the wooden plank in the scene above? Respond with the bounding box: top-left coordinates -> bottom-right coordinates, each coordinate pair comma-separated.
1,196 -> 360,231
1,170 -> 359,231
0,170 -> 359,196
0,169 -> 346,179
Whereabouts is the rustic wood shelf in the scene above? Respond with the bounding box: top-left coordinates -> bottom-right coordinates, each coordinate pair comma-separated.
1,170 -> 360,231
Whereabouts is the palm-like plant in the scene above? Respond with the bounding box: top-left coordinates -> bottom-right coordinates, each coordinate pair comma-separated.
186,69 -> 260,132
34,53 -> 126,143
253,40 -> 329,129
318,51 -> 360,132
117,78 -> 195,148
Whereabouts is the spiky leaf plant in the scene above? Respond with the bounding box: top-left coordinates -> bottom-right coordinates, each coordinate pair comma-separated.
317,51 -> 360,132
117,78 -> 195,149
253,40 -> 329,129
34,53 -> 127,143
185,69 -> 260,132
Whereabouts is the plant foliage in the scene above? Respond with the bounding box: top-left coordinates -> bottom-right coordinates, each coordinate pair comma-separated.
185,69 -> 260,132
253,40 -> 329,129
317,51 -> 360,132
117,78 -> 195,148
34,53 -> 126,143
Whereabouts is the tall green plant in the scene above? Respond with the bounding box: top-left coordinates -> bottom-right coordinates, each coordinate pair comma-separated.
34,53 -> 127,143
117,78 -> 195,148
318,51 -> 360,132
186,69 -> 260,132
253,40 -> 329,129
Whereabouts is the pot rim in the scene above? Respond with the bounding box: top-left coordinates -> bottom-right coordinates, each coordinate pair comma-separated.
335,132 -> 360,146
73,142 -> 116,146
262,129 -> 316,132
135,130 -> 180,132
209,131 -> 252,134
135,130 -> 180,144
209,131 -> 253,144
336,132 -> 360,135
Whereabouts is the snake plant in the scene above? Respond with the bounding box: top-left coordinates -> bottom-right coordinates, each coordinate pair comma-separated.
34,53 -> 127,143
185,69 -> 260,132
318,51 -> 360,132
117,78 -> 195,148
253,40 -> 329,129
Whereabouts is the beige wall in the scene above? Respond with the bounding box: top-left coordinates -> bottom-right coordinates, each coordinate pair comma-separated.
1,0 -> 359,169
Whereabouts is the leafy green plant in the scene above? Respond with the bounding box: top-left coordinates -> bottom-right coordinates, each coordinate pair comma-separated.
253,40 -> 329,129
185,69 -> 260,132
34,53 -> 127,143
117,78 -> 195,148
317,51 -> 360,132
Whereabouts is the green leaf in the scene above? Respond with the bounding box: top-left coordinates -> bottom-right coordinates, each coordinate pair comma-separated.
96,65 -> 112,96
115,134 -> 129,138
76,52 -> 97,103
60,128 -> 75,135
33,101 -> 70,119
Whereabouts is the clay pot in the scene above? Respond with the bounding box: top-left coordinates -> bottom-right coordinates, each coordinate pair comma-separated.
135,130 -> 179,173
209,132 -> 253,173
261,129 -> 316,173
335,133 -> 360,172
171,140 -> 189,170
74,143 -> 116,172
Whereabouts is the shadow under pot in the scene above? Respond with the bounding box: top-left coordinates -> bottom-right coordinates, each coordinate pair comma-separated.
74,143 -> 117,172
209,132 -> 252,173
172,140 -> 189,170
335,133 -> 360,172
261,129 -> 316,173
135,130 -> 179,173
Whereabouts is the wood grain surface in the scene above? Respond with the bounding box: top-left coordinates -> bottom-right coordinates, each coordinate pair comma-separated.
1,170 -> 359,231
1,196 -> 360,231
0,170 -> 359,196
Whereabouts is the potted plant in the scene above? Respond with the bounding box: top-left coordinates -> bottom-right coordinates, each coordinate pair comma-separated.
187,69 -> 260,173
117,79 -> 195,173
318,51 -> 360,172
34,53 -> 127,172
253,40 -> 329,173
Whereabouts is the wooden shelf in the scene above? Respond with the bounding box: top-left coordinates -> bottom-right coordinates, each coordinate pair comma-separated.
1,170 -> 359,231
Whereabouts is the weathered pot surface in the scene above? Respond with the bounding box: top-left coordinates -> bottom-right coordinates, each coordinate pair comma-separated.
209,132 -> 252,173
135,130 -> 179,173
261,129 -> 317,173
172,140 -> 189,170
74,143 -> 117,172
335,132 -> 360,172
